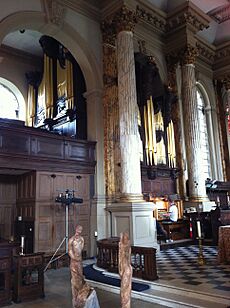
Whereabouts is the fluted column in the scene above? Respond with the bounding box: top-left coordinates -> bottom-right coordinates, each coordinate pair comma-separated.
181,46 -> 208,201
114,6 -> 143,202
224,76 -> 230,112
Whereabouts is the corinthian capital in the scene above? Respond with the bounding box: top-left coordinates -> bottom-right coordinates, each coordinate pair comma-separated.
113,5 -> 137,34
223,75 -> 230,90
101,20 -> 116,46
180,45 -> 199,65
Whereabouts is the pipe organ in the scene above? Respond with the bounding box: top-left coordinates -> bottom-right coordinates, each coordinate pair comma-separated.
135,53 -> 178,197
26,35 -> 87,139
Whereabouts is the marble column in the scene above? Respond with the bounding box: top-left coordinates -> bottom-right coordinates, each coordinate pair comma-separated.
104,7 -> 156,249
181,46 -> 208,203
115,6 -> 143,202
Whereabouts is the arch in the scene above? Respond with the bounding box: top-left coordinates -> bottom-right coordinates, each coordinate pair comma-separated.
196,81 -> 219,179
0,77 -> 25,120
0,11 -> 103,92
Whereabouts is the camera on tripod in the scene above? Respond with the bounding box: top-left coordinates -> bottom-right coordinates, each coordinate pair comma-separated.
55,189 -> 83,205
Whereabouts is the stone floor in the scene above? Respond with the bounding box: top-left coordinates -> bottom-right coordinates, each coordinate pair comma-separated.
4,245 -> 230,308
6,267 -> 167,308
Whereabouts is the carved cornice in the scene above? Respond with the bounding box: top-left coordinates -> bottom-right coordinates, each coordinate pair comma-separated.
179,45 -> 199,65
43,0 -> 66,26
136,5 -> 166,33
166,2 -> 211,34
196,39 -> 215,65
208,3 -> 230,24
113,5 -> 137,33
215,44 -> 230,60
56,0 -> 100,22
0,44 -> 42,66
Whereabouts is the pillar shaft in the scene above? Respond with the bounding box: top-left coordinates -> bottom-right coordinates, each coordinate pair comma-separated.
181,62 -> 207,201
116,29 -> 143,201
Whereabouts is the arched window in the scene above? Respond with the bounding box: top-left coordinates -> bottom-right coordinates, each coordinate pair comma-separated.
0,78 -> 25,121
196,87 -> 211,179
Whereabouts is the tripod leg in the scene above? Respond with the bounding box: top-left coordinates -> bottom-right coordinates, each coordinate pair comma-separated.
44,237 -> 66,272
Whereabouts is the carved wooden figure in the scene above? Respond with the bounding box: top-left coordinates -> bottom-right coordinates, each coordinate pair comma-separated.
68,225 -> 91,308
119,232 -> 132,308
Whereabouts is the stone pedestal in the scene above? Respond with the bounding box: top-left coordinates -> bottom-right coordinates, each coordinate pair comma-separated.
107,202 -> 157,248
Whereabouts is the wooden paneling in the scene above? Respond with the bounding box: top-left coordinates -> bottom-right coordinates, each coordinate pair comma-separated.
0,121 -> 96,174
142,176 -> 176,196
34,171 -> 91,256
0,177 -> 16,240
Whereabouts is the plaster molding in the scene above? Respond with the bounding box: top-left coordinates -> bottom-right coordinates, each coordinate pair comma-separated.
208,3 -> 230,24
214,42 -> 230,77
0,44 -> 42,66
55,0 -> 101,22
166,1 -> 211,34
43,0 -> 66,27
136,4 -> 166,33
196,39 -> 215,65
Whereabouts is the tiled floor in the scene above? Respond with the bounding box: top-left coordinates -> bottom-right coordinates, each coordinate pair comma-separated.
156,245 -> 230,297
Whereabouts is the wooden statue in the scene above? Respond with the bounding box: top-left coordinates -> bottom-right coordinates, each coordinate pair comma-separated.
119,232 -> 132,308
68,225 -> 91,308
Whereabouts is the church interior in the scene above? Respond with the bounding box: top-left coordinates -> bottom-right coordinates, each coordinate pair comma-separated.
0,0 -> 230,307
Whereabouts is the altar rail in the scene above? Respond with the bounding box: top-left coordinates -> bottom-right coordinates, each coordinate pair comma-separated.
96,238 -> 158,281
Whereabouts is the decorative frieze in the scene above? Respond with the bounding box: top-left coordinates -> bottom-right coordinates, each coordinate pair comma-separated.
215,46 -> 230,60
196,41 -> 215,64
43,0 -> 66,26
136,5 -> 166,32
208,3 -> 230,24
167,2 -> 210,33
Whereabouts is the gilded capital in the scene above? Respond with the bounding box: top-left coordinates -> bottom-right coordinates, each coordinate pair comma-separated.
113,5 -> 137,34
166,54 -> 178,92
101,20 -> 116,46
223,75 -> 230,90
180,45 -> 199,65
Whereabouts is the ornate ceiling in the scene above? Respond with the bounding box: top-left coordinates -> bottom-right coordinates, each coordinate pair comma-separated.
1,0 -> 230,57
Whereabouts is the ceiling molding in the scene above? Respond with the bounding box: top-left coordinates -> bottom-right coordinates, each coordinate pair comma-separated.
196,38 -> 215,66
208,3 -> 230,24
56,0 -> 101,22
0,44 -> 42,66
166,1 -> 211,35
213,42 -> 230,78
136,4 -> 166,34
42,0 -> 66,27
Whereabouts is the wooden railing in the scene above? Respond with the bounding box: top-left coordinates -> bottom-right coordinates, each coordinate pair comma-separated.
96,237 -> 158,281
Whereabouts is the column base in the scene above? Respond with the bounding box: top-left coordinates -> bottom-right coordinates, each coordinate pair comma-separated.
106,202 -> 158,249
119,193 -> 144,202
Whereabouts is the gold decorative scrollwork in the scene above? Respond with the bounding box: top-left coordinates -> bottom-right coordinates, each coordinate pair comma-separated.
113,5 -> 137,34
180,45 -> 199,65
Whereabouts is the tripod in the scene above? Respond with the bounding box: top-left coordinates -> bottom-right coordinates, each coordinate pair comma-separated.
44,190 -> 83,272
